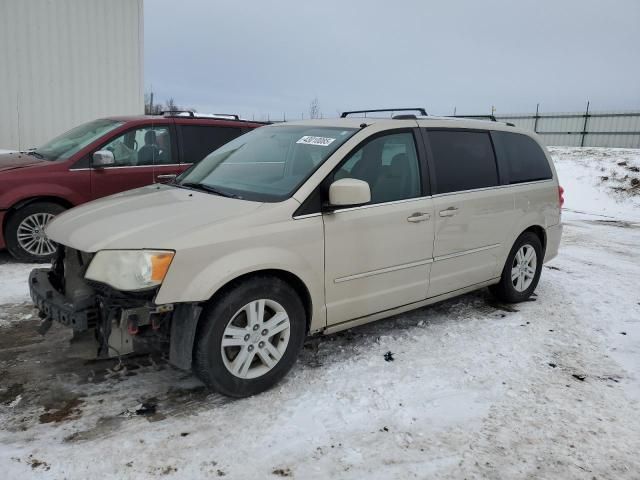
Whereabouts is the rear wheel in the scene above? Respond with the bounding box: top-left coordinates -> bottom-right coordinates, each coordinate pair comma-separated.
193,276 -> 306,397
489,232 -> 543,303
5,202 -> 65,262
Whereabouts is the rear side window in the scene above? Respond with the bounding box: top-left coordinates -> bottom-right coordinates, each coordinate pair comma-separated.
426,130 -> 498,194
179,125 -> 243,164
492,131 -> 552,184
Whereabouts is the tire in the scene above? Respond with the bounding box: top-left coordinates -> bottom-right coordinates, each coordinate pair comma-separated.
193,276 -> 306,397
489,232 -> 543,303
5,202 -> 65,262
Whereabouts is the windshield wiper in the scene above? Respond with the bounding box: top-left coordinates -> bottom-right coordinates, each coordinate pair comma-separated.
177,182 -> 241,199
27,150 -> 45,159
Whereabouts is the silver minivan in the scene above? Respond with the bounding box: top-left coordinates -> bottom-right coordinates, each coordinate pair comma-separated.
30,109 -> 563,397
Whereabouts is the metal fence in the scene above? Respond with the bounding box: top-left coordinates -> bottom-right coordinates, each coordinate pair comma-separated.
492,104 -> 640,148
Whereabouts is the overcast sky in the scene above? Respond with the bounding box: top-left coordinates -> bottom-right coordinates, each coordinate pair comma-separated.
145,0 -> 640,120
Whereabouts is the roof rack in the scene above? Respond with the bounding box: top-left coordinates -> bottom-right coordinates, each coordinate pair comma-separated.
449,114 -> 498,122
161,110 -> 195,117
161,110 -> 241,120
447,114 -> 516,127
340,108 -> 428,118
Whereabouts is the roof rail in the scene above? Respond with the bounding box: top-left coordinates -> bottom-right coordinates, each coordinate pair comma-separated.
449,114 -> 498,122
209,113 -> 241,120
161,111 -> 241,120
161,110 -> 195,117
341,108 -> 428,118
447,114 -> 516,127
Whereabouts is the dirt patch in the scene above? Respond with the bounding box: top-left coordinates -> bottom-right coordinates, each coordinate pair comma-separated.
27,455 -> 50,471
39,398 -> 84,424
0,382 -> 24,405
272,467 -> 293,477
591,219 -> 639,229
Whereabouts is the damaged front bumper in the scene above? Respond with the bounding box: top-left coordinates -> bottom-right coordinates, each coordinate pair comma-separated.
29,258 -> 201,370
29,268 -> 99,332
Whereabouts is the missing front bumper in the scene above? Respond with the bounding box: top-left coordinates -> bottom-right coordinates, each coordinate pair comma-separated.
29,268 -> 99,332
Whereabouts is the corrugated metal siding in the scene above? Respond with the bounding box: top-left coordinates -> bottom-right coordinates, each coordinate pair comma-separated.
496,110 -> 640,148
0,0 -> 143,150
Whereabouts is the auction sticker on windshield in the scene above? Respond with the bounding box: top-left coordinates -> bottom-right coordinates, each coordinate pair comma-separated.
296,136 -> 336,146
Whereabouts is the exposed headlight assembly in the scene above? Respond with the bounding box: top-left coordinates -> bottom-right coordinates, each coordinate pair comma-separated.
85,250 -> 174,291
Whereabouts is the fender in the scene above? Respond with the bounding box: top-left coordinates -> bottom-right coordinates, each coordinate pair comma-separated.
1,183 -> 86,212
157,246 -> 326,333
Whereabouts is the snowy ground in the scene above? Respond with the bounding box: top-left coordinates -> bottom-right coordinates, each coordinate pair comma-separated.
0,147 -> 639,479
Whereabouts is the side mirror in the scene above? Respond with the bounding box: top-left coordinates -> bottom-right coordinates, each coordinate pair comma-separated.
92,150 -> 115,168
328,178 -> 371,207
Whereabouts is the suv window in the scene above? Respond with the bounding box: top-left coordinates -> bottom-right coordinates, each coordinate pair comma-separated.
426,130 -> 498,194
334,132 -> 421,204
491,131 -> 552,184
179,125 -> 243,164
100,126 -> 172,167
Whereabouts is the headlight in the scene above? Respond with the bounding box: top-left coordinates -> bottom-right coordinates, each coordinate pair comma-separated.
85,250 -> 175,291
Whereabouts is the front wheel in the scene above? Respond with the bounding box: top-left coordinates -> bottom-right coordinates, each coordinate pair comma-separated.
5,202 -> 65,262
193,276 -> 306,397
490,232 -> 543,303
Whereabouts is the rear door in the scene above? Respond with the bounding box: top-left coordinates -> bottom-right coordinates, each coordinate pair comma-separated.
323,128 -> 435,326
422,128 -> 515,297
176,123 -> 245,172
89,123 -> 172,199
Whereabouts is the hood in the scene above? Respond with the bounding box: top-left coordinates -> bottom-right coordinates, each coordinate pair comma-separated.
0,152 -> 48,172
46,184 -> 264,252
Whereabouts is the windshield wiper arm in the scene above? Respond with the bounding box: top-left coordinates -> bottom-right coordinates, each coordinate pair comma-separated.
178,182 -> 239,198
27,150 -> 45,159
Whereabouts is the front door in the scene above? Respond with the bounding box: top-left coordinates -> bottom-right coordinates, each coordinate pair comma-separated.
90,124 -> 173,199
323,130 -> 435,326
423,129 -> 515,297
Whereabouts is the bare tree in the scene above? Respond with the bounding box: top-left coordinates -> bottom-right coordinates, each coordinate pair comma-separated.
144,90 -> 163,114
165,98 -> 179,112
309,97 -> 320,119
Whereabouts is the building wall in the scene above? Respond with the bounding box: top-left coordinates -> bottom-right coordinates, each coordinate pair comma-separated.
0,0 -> 144,150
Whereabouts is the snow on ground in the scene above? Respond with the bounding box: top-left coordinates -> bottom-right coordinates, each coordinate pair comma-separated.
0,256 -> 47,308
550,146 -> 640,221
0,147 -> 639,479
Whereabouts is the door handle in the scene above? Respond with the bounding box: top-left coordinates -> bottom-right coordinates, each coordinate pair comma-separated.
407,212 -> 431,223
156,174 -> 177,182
439,207 -> 459,217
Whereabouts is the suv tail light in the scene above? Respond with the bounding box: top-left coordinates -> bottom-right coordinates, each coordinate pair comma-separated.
558,186 -> 565,208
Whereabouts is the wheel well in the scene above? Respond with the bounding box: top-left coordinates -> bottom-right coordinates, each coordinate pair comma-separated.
207,269 -> 313,333
3,197 -> 73,234
523,225 -> 546,252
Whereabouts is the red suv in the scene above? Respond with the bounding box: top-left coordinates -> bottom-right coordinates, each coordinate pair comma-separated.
0,112 -> 265,261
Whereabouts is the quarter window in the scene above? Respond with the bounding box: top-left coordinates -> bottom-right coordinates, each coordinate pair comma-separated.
334,132 -> 421,204
491,131 -> 552,184
179,125 -> 243,164
426,130 -> 498,194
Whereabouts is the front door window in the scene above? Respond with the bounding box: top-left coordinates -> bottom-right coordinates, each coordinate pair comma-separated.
100,126 -> 172,167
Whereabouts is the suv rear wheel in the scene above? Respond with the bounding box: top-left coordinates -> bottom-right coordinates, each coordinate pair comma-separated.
489,232 -> 543,303
5,202 -> 65,262
193,276 -> 306,397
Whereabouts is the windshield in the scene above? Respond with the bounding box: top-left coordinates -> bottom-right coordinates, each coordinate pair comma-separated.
176,125 -> 358,201
33,119 -> 124,161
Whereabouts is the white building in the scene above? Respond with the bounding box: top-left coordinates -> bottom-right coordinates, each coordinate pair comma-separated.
0,0 -> 144,150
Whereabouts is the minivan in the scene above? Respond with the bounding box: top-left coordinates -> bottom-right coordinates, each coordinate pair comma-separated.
0,112 -> 264,261
30,109 -> 563,397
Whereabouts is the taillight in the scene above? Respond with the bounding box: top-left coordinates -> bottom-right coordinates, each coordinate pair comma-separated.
558,186 -> 565,208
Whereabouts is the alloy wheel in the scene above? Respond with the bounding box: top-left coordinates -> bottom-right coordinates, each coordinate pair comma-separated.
220,299 -> 291,379
511,244 -> 537,292
16,213 -> 57,257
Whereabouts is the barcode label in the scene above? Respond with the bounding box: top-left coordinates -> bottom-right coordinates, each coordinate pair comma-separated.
296,136 -> 336,146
